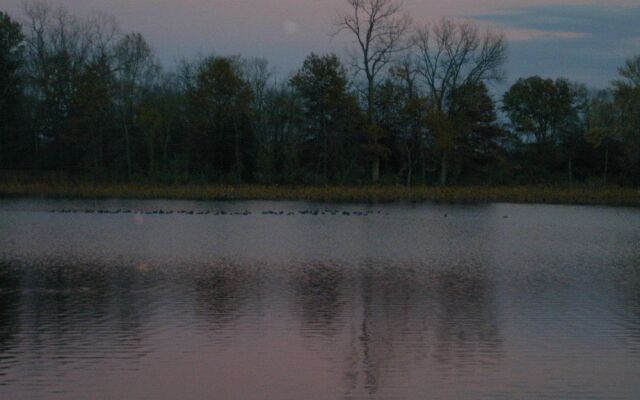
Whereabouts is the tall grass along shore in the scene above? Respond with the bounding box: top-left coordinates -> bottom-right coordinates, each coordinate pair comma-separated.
0,181 -> 638,206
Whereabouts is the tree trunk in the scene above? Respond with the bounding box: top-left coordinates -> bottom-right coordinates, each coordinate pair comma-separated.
372,157 -> 380,183
439,150 -> 448,186
603,141 -> 609,186
322,139 -> 328,185
234,120 -> 242,184
322,116 -> 328,185
568,159 -> 573,185
122,114 -> 132,177
367,79 -> 380,184
162,120 -> 172,175
406,142 -> 412,188
420,139 -> 427,183
0,123 -> 5,169
148,135 -> 155,176
163,133 -> 170,174
98,129 -> 104,176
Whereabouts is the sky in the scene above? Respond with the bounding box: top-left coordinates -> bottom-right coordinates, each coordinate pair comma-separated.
2,0 -> 639,88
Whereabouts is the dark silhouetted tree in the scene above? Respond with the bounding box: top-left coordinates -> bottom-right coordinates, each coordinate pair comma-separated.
186,56 -> 254,182
0,11 -> 25,169
291,53 -> 363,184
336,0 -> 411,182
414,19 -> 506,185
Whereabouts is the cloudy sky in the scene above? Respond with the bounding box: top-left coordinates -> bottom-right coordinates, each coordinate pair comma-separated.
2,0 -> 639,88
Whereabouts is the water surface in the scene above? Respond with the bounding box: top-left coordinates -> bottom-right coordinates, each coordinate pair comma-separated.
0,199 -> 639,399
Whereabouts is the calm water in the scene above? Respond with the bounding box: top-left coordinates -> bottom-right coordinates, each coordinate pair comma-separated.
0,199 -> 639,399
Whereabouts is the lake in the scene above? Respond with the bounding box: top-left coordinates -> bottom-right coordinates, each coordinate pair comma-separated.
0,199 -> 639,399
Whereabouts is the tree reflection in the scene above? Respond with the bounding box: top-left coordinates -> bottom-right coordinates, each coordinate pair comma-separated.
613,259 -> 640,354
342,262 -> 503,397
192,261 -> 259,330
0,259 -> 153,381
292,263 -> 347,338
0,262 -> 22,382
344,264 -> 431,397
431,264 -> 503,368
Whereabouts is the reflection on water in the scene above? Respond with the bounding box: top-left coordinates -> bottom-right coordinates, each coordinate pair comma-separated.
293,263 -> 347,339
0,199 -> 639,399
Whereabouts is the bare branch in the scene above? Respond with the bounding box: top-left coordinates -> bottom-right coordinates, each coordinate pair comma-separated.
335,0 -> 412,113
414,18 -> 507,112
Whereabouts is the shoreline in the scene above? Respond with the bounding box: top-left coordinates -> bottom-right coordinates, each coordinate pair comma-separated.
1,182 -> 639,207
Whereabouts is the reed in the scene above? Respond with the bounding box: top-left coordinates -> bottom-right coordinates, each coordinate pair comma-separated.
1,181 -> 639,206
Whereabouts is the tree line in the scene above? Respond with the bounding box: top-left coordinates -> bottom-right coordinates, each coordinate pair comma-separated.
1,1 -> 639,186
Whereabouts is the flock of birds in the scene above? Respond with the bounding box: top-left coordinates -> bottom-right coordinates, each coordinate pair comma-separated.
44,209 -> 512,219
47,208 -> 388,217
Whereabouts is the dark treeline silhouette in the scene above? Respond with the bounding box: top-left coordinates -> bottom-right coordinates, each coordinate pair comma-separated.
1,1 -> 639,186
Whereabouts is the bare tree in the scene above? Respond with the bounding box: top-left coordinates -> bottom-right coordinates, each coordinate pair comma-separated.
22,1 -> 92,103
242,58 -> 278,178
389,55 -> 426,187
336,0 -> 411,182
114,32 -> 160,176
86,11 -> 119,63
22,0 -> 119,166
414,19 -> 506,185
242,58 -> 274,140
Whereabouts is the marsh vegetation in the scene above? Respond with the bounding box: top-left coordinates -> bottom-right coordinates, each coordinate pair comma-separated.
1,180 -> 639,206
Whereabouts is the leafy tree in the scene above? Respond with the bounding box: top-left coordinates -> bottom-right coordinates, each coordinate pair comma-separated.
502,77 -> 577,144
616,55 -> 640,87
557,82 -> 589,184
448,82 -> 506,183
291,53 -> 363,184
186,56 -> 254,182
3,1 -> 639,186
503,77 -> 589,181
587,90 -> 621,184
375,59 -> 428,186
586,55 -> 640,186
137,75 -> 185,178
612,55 -> 640,183
262,83 -> 306,183
69,56 -> 114,174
